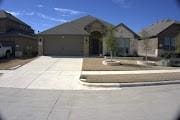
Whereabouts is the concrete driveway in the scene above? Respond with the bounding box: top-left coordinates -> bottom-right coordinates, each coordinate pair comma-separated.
0,56 -> 98,90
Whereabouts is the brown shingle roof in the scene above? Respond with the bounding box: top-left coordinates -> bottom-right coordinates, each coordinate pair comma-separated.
139,19 -> 180,37
40,15 -> 114,35
0,10 -> 30,27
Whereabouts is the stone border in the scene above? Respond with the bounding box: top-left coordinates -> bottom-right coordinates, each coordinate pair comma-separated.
136,60 -> 157,66
102,60 -> 121,66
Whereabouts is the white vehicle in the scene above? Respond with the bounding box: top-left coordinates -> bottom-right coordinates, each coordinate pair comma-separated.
0,43 -> 12,58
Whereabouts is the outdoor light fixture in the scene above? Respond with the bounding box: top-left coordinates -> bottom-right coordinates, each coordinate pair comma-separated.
84,37 -> 88,44
86,39 -> 88,44
16,45 -> 19,48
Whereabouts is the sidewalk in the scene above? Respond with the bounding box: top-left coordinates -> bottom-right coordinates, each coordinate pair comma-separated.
0,70 -> 11,74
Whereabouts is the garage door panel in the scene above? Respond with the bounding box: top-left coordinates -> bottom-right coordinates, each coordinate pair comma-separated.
43,36 -> 83,56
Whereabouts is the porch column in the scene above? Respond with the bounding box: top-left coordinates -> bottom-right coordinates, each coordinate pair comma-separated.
38,37 -> 43,56
102,36 -> 107,56
83,36 -> 89,56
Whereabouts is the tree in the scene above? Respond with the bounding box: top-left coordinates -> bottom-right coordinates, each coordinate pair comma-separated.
176,32 -> 180,53
141,30 -> 150,61
104,28 -> 117,61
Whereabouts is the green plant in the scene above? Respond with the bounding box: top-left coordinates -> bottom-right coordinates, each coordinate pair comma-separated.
104,28 -> 117,61
141,30 -> 150,61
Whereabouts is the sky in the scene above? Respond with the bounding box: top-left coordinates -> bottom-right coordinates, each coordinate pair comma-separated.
0,0 -> 179,33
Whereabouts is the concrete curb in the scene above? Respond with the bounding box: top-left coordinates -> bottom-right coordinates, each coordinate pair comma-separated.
8,65 -> 22,70
82,69 -> 180,75
79,79 -> 180,88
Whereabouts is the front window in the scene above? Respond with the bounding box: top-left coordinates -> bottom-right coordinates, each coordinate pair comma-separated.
164,37 -> 175,50
164,37 -> 170,47
117,38 -> 130,56
171,38 -> 175,47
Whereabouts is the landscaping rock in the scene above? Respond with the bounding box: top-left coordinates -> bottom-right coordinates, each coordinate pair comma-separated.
102,60 -> 121,66
137,61 -> 157,66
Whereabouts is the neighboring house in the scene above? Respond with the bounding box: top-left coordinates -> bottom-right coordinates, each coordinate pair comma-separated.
39,15 -> 139,56
176,32 -> 180,53
113,23 -> 139,56
138,19 -> 180,57
0,10 -> 37,57
39,15 -> 113,56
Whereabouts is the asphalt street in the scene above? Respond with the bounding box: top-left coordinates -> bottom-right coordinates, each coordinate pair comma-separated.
0,84 -> 180,120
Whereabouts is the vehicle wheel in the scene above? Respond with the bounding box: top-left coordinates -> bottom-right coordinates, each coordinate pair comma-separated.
6,51 -> 11,58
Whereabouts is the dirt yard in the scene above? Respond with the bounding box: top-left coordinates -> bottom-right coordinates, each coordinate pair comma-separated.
82,58 -> 179,71
0,57 -> 36,70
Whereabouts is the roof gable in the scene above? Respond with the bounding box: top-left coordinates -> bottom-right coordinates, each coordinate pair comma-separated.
114,23 -> 139,38
39,22 -> 89,35
40,15 -> 114,35
0,10 -> 30,27
139,19 -> 180,37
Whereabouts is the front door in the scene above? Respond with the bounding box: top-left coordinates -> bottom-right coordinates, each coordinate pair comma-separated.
89,31 -> 103,56
91,39 -> 99,55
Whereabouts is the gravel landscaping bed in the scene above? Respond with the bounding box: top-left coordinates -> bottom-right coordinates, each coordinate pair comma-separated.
81,72 -> 180,83
82,58 -> 179,71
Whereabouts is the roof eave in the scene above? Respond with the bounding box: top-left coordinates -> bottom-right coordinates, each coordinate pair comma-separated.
38,33 -> 89,36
